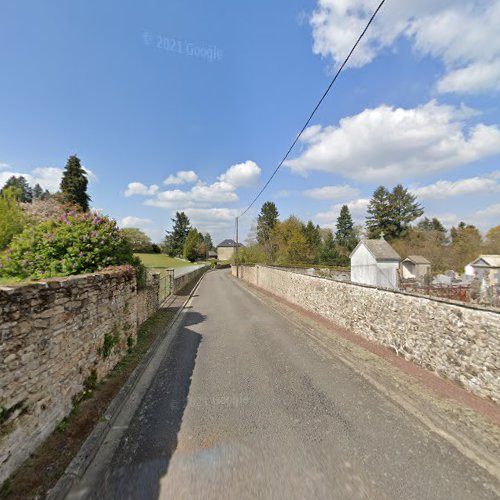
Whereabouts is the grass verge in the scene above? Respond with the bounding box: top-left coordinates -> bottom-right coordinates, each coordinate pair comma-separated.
0,308 -> 178,499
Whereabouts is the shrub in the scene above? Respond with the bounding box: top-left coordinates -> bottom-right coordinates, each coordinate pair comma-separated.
0,187 -> 25,250
0,211 -> 143,280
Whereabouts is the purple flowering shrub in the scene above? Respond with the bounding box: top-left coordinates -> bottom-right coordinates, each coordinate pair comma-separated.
0,211 -> 143,280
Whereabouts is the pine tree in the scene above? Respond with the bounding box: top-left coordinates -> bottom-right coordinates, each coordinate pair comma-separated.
366,185 -> 423,240
1,176 -> 33,203
165,212 -> 191,257
388,184 -> 424,239
335,205 -> 358,251
32,183 -> 44,200
60,155 -> 90,211
257,201 -> 279,247
366,186 -> 391,239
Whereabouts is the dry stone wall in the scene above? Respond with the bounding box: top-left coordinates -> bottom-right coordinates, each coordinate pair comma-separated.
232,265 -> 500,403
0,266 -> 159,482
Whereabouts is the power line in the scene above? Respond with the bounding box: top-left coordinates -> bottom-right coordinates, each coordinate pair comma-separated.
238,0 -> 386,219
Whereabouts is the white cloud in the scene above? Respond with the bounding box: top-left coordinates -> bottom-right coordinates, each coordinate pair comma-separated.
316,198 -> 370,224
412,174 -> 500,199
0,162 -> 9,170
184,207 -> 239,222
285,101 -> 500,181
310,0 -> 500,94
120,216 -> 152,227
218,160 -> 261,188
125,182 -> 159,197
142,160 -> 261,209
304,184 -> 360,200
476,203 -> 500,218
163,170 -> 199,185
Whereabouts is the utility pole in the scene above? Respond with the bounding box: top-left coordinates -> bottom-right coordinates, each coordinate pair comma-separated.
235,216 -> 239,279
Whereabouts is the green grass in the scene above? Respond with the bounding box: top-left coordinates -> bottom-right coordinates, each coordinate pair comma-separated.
134,253 -> 198,269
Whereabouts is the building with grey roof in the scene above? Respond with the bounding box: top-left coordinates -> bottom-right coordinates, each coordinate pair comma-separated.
350,238 -> 401,289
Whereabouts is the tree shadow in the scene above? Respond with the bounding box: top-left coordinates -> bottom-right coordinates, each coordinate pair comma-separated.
92,311 -> 206,499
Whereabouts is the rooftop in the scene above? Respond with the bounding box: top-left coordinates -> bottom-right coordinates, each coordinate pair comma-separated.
403,255 -> 431,265
217,239 -> 244,248
470,255 -> 500,267
351,239 -> 401,261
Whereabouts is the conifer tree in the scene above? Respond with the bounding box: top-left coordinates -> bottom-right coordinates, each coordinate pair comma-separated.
165,211 -> 191,257
335,205 -> 358,250
32,183 -> 44,200
1,176 -> 33,203
60,155 -> 90,211
257,202 -> 279,247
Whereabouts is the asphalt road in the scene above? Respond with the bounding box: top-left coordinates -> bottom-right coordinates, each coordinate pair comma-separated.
71,270 -> 499,499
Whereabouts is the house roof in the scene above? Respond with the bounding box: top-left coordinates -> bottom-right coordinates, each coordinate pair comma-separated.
469,255 -> 500,268
403,255 -> 431,265
350,239 -> 401,261
216,239 -> 243,248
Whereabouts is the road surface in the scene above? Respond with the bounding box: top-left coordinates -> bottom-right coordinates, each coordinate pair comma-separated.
70,270 -> 499,499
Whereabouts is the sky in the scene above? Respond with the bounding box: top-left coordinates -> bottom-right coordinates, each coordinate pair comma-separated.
1,0 -> 499,245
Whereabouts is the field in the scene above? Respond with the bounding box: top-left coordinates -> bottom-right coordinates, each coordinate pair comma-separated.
134,253 -> 198,269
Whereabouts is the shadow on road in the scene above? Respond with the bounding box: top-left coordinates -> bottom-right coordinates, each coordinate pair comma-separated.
94,311 -> 206,500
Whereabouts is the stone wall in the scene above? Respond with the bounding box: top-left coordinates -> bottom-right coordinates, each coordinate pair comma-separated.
232,265 -> 500,402
137,272 -> 160,325
172,266 -> 209,294
0,266 -> 159,482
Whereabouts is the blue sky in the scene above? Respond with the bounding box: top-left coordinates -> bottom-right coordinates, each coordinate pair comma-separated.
1,0 -> 499,244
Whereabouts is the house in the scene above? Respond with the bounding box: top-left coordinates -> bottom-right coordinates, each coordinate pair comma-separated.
350,238 -> 401,289
207,250 -> 218,261
464,255 -> 500,285
400,255 -> 431,280
216,239 -> 244,261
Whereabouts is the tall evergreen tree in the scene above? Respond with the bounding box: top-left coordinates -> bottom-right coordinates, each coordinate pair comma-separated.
366,186 -> 391,239
257,201 -> 279,247
335,205 -> 358,251
164,211 -> 191,257
1,176 -> 33,203
60,155 -> 90,211
388,184 -> 424,239
32,183 -> 44,200
366,185 -> 423,240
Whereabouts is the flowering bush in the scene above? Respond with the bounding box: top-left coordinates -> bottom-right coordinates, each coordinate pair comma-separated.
0,211 -> 142,280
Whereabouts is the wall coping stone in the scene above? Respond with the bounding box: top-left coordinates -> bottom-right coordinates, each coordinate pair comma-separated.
235,264 -> 500,315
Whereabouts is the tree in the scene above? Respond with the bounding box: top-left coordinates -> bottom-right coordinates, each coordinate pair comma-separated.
60,155 -> 90,211
183,228 -> 204,262
320,230 -> 339,266
257,201 -> 279,249
203,232 -> 214,251
366,186 -> 391,239
303,220 -> 322,263
271,216 -> 312,265
335,205 -> 358,251
366,185 -> 423,240
484,225 -> 500,253
164,212 -> 191,257
1,176 -> 33,203
450,222 -> 482,271
0,187 -> 25,250
416,217 -> 448,244
120,228 -> 153,253
32,183 -> 44,200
